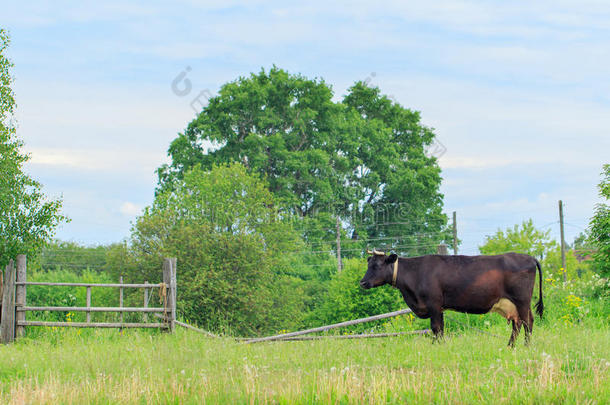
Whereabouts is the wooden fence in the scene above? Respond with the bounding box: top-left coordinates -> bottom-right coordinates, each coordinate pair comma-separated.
0,255 -> 177,344
1,254 -> 427,345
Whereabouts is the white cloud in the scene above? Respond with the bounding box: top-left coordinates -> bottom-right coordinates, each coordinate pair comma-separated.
119,201 -> 142,216
27,147 -> 168,174
440,156 -> 531,170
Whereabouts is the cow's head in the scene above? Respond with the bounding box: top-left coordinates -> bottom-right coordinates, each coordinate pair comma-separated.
360,250 -> 398,289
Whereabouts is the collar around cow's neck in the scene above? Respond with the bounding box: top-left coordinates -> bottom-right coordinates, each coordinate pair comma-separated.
392,259 -> 399,288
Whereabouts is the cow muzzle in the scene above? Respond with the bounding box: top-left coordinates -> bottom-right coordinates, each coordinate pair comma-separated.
359,279 -> 371,289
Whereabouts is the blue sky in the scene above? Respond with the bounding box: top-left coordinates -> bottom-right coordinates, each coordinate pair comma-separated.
4,1 -> 609,254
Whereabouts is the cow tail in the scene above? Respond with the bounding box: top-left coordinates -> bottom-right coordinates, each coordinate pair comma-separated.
534,259 -> 544,319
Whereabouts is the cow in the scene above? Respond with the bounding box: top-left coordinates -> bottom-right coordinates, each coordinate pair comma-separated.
359,250 -> 544,346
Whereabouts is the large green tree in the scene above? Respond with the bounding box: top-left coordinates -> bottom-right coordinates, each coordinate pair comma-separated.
0,29 -> 66,265
157,67 -> 450,257
589,164 -> 610,276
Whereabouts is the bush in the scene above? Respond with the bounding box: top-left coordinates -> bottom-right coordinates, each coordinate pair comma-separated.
171,226 -> 308,336
542,247 -> 590,280
119,164 -> 310,336
313,258 -> 405,333
589,164 -> 610,276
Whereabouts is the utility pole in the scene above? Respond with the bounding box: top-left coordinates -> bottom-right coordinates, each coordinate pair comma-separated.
559,200 -> 567,282
452,211 -> 458,255
336,216 -> 343,273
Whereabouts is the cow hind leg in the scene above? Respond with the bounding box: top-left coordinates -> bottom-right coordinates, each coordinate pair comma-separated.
520,307 -> 534,346
508,318 -> 523,347
430,310 -> 444,342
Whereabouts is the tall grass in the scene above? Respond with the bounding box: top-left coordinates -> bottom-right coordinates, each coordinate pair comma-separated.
0,323 -> 608,404
3,268 -> 607,403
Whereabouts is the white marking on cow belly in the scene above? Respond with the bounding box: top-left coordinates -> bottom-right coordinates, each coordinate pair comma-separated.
490,298 -> 518,321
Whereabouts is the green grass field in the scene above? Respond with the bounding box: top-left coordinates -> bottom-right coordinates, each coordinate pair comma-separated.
1,323 -> 608,404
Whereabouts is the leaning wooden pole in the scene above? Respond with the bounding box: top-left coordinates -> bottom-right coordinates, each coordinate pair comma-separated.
244,308 -> 413,344
279,330 -> 429,341
152,313 -> 218,337
174,320 -> 218,337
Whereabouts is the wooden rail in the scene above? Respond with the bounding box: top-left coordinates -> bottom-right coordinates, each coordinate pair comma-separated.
17,306 -> 166,313
17,321 -> 168,328
15,282 -> 165,288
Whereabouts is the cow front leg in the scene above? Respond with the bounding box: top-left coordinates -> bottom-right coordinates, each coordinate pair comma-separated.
430,310 -> 444,342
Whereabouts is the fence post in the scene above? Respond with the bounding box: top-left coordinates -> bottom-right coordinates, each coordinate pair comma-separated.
163,258 -> 177,331
1,260 -> 16,344
437,244 -> 448,255
171,258 -> 177,326
143,281 -> 149,323
15,255 -> 26,338
86,287 -> 91,323
119,276 -> 124,329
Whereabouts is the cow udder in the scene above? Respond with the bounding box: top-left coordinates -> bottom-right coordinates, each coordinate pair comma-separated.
490,298 -> 519,323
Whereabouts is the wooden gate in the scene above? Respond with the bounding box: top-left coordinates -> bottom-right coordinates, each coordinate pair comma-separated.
0,255 -> 177,344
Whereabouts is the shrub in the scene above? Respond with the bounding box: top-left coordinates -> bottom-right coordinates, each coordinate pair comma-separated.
313,258 -> 405,333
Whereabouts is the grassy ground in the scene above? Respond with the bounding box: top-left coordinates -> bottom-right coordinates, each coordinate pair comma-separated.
0,323 -> 608,404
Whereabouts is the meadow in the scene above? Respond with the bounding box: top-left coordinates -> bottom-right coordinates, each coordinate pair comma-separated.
0,320 -> 608,404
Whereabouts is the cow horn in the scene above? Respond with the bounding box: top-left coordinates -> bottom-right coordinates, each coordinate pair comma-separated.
367,248 -> 385,256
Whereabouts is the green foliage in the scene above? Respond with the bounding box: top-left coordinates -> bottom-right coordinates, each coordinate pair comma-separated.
573,230 -> 594,250
123,163 -> 308,335
313,258 -> 404,332
589,164 -> 610,276
538,273 -> 609,328
542,246 -> 590,280
157,67 -> 450,256
478,219 -> 594,280
0,29 -> 66,266
478,219 -> 556,260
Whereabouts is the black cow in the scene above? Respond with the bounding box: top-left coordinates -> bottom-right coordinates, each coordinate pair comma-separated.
359,251 -> 543,346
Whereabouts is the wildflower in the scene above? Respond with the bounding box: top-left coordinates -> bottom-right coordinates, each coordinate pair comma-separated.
564,294 -> 583,308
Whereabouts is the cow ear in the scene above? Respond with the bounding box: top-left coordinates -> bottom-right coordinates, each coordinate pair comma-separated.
386,253 -> 398,264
